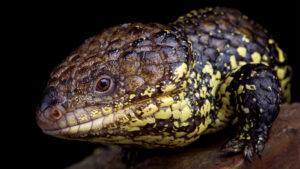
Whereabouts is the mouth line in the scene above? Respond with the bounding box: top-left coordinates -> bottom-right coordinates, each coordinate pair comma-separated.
43,105 -> 135,138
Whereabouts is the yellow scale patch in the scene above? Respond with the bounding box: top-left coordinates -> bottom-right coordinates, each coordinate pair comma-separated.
172,110 -> 181,119
180,106 -> 192,122
172,63 -> 187,83
251,52 -> 261,63
102,106 -> 113,115
277,66 -> 287,80
276,46 -> 285,63
237,46 -> 247,57
230,55 -> 238,69
161,83 -> 176,93
141,104 -> 158,117
157,96 -> 174,107
141,86 -> 156,97
246,84 -> 256,90
154,107 -> 172,119
89,109 -> 102,119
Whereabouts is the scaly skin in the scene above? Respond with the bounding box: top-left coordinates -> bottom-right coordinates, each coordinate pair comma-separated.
36,7 -> 292,161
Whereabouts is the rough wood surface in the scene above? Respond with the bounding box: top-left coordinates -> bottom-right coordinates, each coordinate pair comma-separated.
67,103 -> 300,169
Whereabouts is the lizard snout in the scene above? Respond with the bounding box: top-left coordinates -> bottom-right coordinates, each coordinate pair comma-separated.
36,87 -> 66,131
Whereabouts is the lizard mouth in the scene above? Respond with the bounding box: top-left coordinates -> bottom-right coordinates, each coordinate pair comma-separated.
37,103 -> 138,139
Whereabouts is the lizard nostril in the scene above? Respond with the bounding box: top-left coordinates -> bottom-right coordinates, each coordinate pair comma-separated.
50,109 -> 62,120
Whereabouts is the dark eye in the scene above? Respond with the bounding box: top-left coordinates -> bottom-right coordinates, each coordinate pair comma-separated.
96,78 -> 111,92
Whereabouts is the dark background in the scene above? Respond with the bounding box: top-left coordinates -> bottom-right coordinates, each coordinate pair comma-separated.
7,1 -> 299,168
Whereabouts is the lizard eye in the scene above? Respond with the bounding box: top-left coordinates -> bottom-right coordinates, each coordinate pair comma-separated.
96,77 -> 111,92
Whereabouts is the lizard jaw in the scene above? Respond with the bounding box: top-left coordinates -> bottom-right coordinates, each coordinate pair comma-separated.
37,104 -> 135,140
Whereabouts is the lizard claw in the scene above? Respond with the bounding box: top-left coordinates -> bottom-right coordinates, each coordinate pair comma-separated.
221,132 -> 266,162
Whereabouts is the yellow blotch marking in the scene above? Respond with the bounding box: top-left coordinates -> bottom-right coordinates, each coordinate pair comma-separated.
242,36 -> 250,43
157,96 -> 174,107
268,39 -> 275,44
89,109 -> 102,119
221,97 -> 230,106
171,101 -> 181,111
102,106 -> 113,115
173,121 -> 179,128
243,124 -> 250,131
230,55 -> 238,69
204,100 -> 211,113
180,106 -> 192,122
262,54 -> 269,61
242,15 -> 249,19
135,110 -> 142,115
141,104 -> 158,117
197,122 -> 208,135
161,83 -> 176,93
190,71 -> 196,78
126,126 -> 140,132
181,122 -> 189,127
276,46 -> 285,63
200,86 -> 207,98
220,76 -> 234,94
203,63 -> 214,75
251,52 -> 261,63
141,86 -> 156,97
190,10 -> 198,15
181,80 -> 187,88
209,73 -> 221,88
197,73 -> 201,80
237,46 -> 247,57
129,117 -> 155,127
216,71 -> 221,79
173,63 -> 187,82
193,79 -> 198,88
154,108 -> 172,119
179,91 -> 185,100
246,84 -> 256,90
277,66 -> 286,79
239,61 -> 247,66
195,92 -> 200,98
237,85 -> 244,94
172,110 -> 181,119
242,107 -> 250,114
176,132 -> 186,138
187,128 -> 198,138
129,94 -> 136,100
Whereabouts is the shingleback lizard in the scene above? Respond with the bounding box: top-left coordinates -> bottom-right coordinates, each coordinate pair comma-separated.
36,7 -> 292,161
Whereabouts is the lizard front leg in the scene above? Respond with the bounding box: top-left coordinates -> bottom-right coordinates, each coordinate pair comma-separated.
217,64 -> 281,161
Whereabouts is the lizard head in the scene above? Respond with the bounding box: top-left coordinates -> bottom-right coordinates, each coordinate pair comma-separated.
36,23 -> 193,147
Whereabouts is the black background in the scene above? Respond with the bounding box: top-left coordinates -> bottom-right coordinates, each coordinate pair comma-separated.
6,1 -> 299,168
